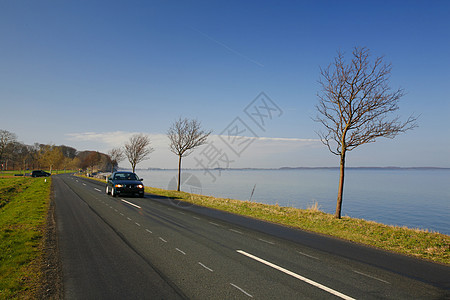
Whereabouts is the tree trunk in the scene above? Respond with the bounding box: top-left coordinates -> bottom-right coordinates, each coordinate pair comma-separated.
335,151 -> 346,219
177,155 -> 182,191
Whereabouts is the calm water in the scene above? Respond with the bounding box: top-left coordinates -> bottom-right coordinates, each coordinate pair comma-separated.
134,169 -> 450,235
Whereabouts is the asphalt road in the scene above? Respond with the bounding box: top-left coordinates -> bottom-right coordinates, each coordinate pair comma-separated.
54,174 -> 450,299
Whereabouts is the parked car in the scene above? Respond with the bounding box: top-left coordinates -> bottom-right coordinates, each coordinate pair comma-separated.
31,170 -> 51,177
106,171 -> 144,198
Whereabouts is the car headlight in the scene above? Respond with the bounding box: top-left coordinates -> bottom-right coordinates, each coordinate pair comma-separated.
137,184 -> 144,189
115,184 -> 123,188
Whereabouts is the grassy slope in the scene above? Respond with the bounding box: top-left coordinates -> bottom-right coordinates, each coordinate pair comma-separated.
80,175 -> 449,264
0,177 -> 51,299
144,186 -> 449,265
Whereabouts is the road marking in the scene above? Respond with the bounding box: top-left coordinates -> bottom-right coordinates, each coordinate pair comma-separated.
114,209 -> 118,212
237,250 -> 355,300
176,248 -> 186,255
120,213 -> 124,216
193,216 -> 200,220
135,222 -> 141,227
127,217 -> 132,221
297,251 -> 319,260
178,211 -> 186,215
82,183 -> 86,186
209,221 -> 221,227
145,229 -> 153,234
198,262 -> 213,272
159,237 -> 167,243
229,229 -> 243,234
121,199 -> 141,209
94,188 -> 101,192
353,270 -> 390,284
230,283 -> 253,298
258,238 -> 275,245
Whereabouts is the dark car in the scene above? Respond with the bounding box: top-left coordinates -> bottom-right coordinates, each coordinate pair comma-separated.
106,171 -> 144,198
31,170 -> 51,177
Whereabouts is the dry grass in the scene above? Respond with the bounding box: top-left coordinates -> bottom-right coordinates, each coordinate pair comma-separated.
78,176 -> 450,264
143,186 -> 449,265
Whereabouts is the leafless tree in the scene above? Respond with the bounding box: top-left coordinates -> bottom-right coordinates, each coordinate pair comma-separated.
124,134 -> 154,173
168,118 -> 211,191
108,147 -> 125,172
0,130 -> 17,170
315,47 -> 418,219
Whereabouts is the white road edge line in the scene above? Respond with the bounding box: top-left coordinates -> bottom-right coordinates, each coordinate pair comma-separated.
353,270 -> 390,284
176,248 -> 186,255
230,283 -> 253,298
198,262 -> 213,272
121,199 -> 141,209
237,250 -> 355,300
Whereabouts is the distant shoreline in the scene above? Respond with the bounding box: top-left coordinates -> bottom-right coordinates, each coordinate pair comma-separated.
129,167 -> 450,171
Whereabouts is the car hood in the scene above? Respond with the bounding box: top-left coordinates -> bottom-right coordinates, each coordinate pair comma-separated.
112,180 -> 143,185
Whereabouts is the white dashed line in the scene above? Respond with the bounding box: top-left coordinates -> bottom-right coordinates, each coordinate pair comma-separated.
178,211 -> 185,215
353,270 -> 390,284
127,217 -> 132,221
230,283 -> 253,298
229,229 -> 243,234
297,251 -> 319,260
209,222 -> 221,227
258,238 -> 275,245
198,262 -> 213,272
135,222 -> 141,227
237,250 -> 355,300
159,237 -> 167,243
94,188 -> 101,192
121,199 -> 141,209
175,248 -> 186,255
193,216 -> 200,220
82,183 -> 86,186
145,229 -> 153,234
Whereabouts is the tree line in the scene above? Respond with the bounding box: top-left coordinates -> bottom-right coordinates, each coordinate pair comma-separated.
0,130 -> 112,173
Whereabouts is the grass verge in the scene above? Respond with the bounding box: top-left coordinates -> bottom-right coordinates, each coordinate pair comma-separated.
79,175 -> 450,265
0,177 -> 52,299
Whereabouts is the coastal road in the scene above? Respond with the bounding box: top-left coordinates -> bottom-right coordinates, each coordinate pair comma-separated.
54,174 -> 450,299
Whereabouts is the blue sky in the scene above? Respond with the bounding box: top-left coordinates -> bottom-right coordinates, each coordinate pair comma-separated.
1,0 -> 449,169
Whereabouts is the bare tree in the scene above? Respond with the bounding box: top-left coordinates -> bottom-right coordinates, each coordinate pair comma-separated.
108,147 -> 125,172
124,134 -> 154,173
0,130 -> 17,170
315,47 -> 418,219
168,118 -> 211,191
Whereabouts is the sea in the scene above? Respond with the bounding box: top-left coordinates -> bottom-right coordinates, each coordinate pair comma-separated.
132,168 -> 450,235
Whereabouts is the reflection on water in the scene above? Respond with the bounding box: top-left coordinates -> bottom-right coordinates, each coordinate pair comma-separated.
134,169 -> 450,235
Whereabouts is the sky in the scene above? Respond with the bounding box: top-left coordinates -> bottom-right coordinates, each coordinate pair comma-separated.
1,0 -> 449,169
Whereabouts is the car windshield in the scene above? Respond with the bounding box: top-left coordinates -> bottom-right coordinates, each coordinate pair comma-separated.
114,173 -> 139,181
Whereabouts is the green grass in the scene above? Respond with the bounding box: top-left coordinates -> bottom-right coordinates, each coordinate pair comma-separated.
0,177 -> 51,299
79,175 -> 450,264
